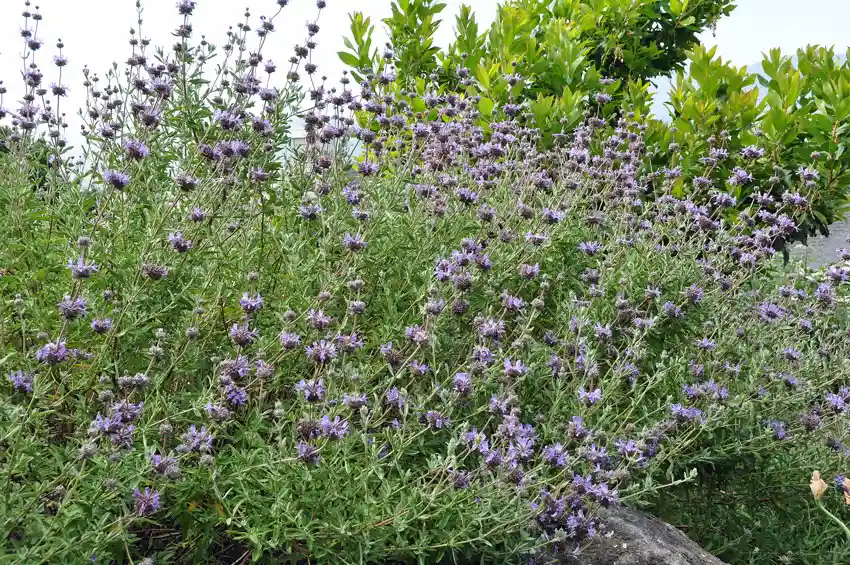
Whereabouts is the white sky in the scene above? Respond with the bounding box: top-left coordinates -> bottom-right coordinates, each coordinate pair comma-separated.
0,0 -> 847,144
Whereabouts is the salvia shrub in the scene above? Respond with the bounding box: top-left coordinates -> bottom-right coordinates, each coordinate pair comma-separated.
1,1 -> 850,564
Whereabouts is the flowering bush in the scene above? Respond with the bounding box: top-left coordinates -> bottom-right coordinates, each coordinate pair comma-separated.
651,44 -> 850,245
344,2 -> 850,248
2,1 -> 850,564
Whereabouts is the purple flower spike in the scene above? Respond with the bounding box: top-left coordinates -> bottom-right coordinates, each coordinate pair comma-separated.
133,487 -> 161,516
9,370 -> 34,393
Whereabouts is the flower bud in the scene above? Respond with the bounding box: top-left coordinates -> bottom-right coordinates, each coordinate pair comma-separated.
811,470 -> 828,500
79,442 -> 98,459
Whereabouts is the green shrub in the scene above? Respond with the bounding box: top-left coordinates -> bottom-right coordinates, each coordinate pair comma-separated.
2,2 -> 850,564
342,2 -> 850,246
651,44 -> 850,244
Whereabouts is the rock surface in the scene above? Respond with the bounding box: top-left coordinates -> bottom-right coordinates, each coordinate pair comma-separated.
566,505 -> 727,565
789,219 -> 850,269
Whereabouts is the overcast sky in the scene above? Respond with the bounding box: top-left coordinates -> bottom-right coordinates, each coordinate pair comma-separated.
1,0 -> 848,144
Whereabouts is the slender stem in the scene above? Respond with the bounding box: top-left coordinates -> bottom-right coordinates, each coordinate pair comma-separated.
817,501 -> 850,540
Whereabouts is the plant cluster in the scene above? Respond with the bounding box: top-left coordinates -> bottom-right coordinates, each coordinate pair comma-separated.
342,1 -> 850,248
1,1 -> 849,564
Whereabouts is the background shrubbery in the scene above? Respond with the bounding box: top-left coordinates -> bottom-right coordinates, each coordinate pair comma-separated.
1,1 -> 850,564
342,0 -> 850,246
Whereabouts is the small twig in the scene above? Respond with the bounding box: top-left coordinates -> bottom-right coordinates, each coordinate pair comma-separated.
124,540 -> 136,565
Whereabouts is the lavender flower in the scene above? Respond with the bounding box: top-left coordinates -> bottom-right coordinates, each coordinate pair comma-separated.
385,386 -> 405,409
358,161 -> 379,176
464,428 -> 490,453
342,232 -> 368,252
279,331 -> 301,350
91,318 -> 112,334
410,360 -> 430,377
503,359 -> 528,378
224,384 -> 248,407
524,232 -> 548,246
452,372 -> 472,396
815,283 -> 835,306
149,453 -> 180,477
797,166 -> 819,182
133,487 -> 161,516
405,324 -> 429,345
501,293 -> 525,312
112,400 -> 144,423
229,322 -> 259,347
424,410 -> 451,429
671,403 -> 705,423
757,302 -> 787,322
826,266 -> 848,283
295,378 -> 326,402
102,170 -> 130,189
220,356 -> 250,379
58,295 -> 87,319
205,402 -> 232,422
123,140 -> 150,160
449,469 -> 472,489
578,241 -> 604,255
727,167 -> 753,186
306,309 -> 332,330
305,340 -> 337,364
577,387 -> 602,405
168,232 -> 193,253
36,340 -> 69,365
240,292 -> 263,313
176,174 -> 200,191
320,415 -> 349,439
477,318 -> 506,341
67,256 -> 98,279
684,285 -> 703,304
768,420 -> 789,440
740,145 -> 765,160
519,263 -> 540,279
141,264 -> 169,280
9,370 -> 34,393
297,441 -> 320,464
179,425 -> 213,453
663,301 -> 683,318
177,0 -> 197,15
542,443 -> 568,467
214,110 -> 243,130
380,342 -> 404,368
342,393 -> 367,410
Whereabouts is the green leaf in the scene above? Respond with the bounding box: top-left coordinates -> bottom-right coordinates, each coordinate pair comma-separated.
670,0 -> 683,16
475,64 -> 490,90
478,96 -> 494,116
337,52 -> 361,68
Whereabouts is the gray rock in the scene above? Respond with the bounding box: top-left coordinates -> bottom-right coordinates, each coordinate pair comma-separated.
567,505 -> 726,565
789,218 -> 850,269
